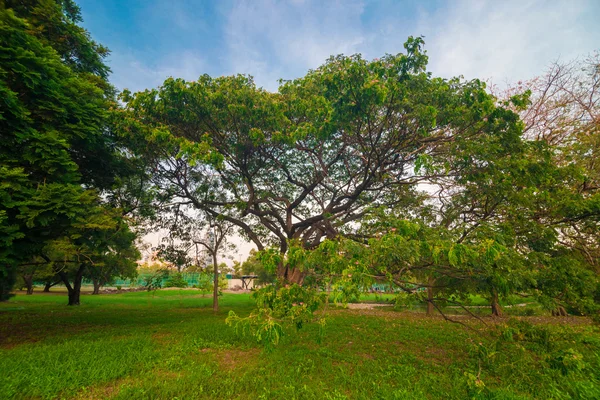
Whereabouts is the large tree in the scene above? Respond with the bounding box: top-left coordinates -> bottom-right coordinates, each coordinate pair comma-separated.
0,0 -> 136,300
116,37 -> 525,286
498,56 -> 600,315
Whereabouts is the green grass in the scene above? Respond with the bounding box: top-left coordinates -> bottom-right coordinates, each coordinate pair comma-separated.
1,290 -> 599,399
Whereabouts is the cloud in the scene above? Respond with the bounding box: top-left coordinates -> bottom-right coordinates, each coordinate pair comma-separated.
106,0 -> 600,93
415,0 -> 599,84
107,51 -> 206,93
224,0 -> 367,91
222,0 -> 600,91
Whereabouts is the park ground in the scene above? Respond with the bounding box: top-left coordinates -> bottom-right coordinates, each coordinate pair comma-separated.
1,290 -> 599,399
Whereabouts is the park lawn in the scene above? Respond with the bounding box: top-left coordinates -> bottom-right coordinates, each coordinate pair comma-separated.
1,291 -> 599,399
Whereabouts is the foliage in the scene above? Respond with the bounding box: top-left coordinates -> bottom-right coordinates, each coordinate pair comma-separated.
241,249 -> 275,285
0,1 -> 139,301
193,272 -> 228,295
115,36 -> 528,287
164,273 -> 188,288
227,284 -> 327,348
193,273 -> 214,294
142,269 -> 169,291
156,241 -> 193,272
492,55 -> 600,317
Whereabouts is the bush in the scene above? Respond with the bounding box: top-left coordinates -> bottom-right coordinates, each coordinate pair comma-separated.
193,273 -> 228,295
498,320 -> 552,351
164,273 -> 188,288
143,269 -> 169,291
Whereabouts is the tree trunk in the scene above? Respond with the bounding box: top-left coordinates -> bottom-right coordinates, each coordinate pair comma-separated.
212,252 -> 219,312
92,278 -> 101,295
426,276 -> 434,316
68,271 -> 83,305
491,289 -> 502,317
276,263 -> 305,285
59,267 -> 84,306
22,275 -> 34,295
552,306 -> 568,316
43,280 -> 60,292
68,285 -> 81,305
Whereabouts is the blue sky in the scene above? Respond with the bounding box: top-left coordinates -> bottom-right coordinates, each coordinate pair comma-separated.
79,0 -> 600,93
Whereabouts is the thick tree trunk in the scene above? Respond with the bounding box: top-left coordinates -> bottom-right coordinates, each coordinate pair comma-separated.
59,267 -> 84,306
276,263 -> 305,285
426,276 -> 435,316
212,253 -> 219,312
92,278 -> 101,295
68,286 -> 81,305
68,271 -> 83,305
43,280 -> 60,292
491,289 -> 502,317
22,275 -> 34,295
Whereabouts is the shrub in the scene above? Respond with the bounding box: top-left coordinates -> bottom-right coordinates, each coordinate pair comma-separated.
164,273 -> 188,288
143,269 -> 169,291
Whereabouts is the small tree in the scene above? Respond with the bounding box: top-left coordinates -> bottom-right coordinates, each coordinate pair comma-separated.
192,220 -> 236,312
154,207 -> 236,311
45,205 -> 140,305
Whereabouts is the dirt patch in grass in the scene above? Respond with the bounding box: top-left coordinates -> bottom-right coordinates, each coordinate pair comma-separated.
73,376 -> 137,400
201,348 -> 260,370
420,346 -> 453,365
73,369 -> 184,399
0,331 -> 39,349
151,331 -> 179,346
387,337 -> 463,366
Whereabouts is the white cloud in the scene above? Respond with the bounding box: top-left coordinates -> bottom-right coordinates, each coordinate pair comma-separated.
222,0 -> 599,90
111,0 -> 599,93
415,0 -> 598,83
224,0 -> 367,90
108,51 -> 206,93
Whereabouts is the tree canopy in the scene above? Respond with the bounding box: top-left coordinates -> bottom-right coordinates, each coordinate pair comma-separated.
0,0 -> 139,302
117,38 -> 527,284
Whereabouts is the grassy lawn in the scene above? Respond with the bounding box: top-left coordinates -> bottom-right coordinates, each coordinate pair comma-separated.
1,290 -> 599,399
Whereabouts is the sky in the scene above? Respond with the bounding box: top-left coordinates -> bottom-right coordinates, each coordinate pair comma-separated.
77,0 -> 600,260
79,0 -> 600,94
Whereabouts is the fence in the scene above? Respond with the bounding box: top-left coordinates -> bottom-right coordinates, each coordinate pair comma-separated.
81,272 -> 221,288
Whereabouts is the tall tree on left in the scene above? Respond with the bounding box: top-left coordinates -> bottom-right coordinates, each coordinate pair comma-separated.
0,0 -> 134,302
